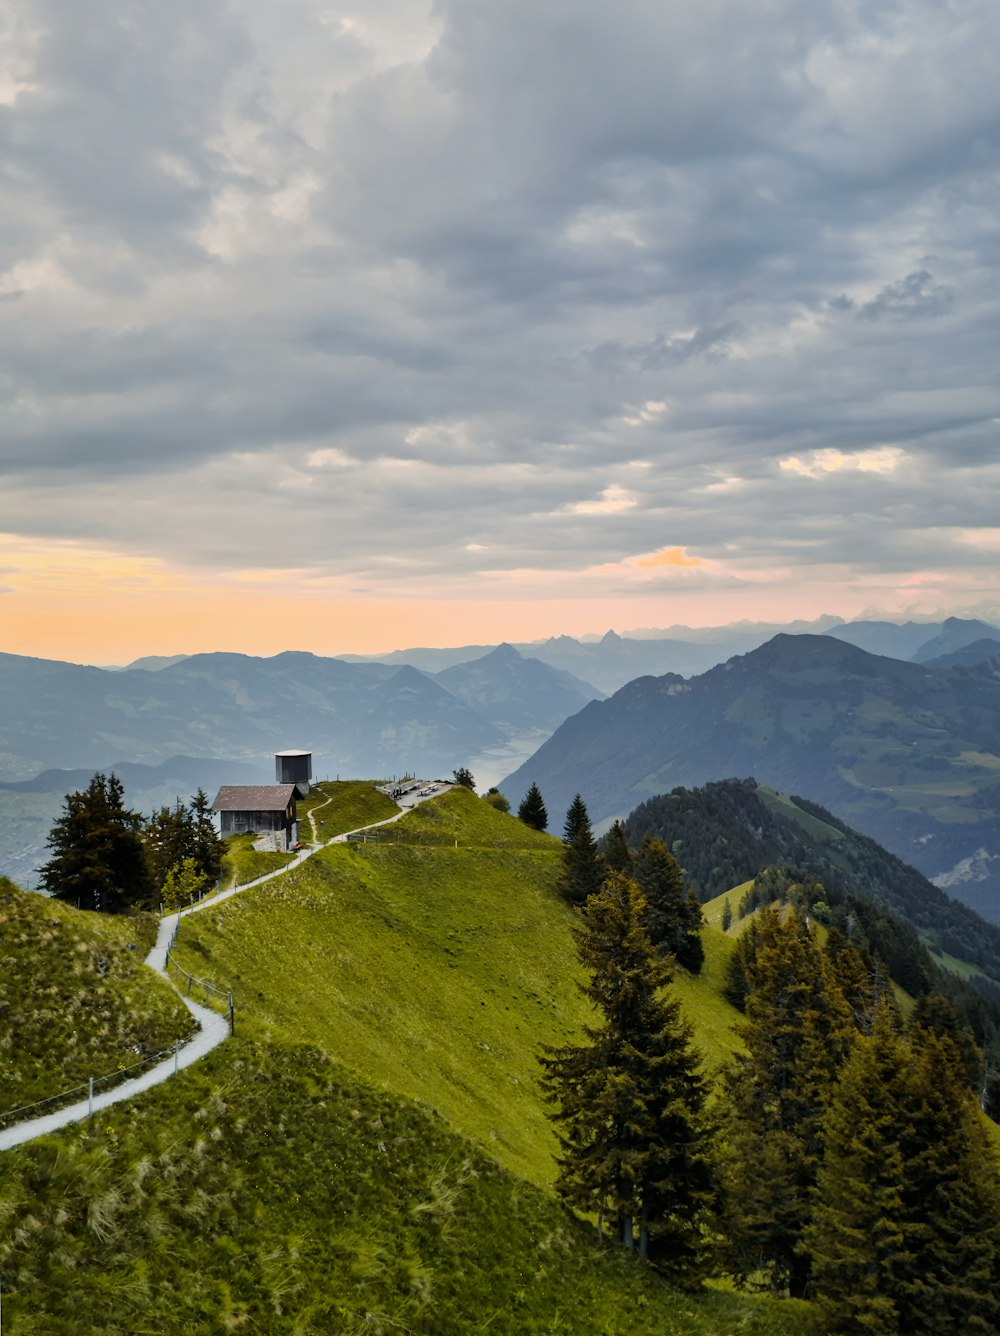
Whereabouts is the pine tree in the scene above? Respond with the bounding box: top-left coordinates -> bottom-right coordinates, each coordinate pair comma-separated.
39,772 -> 152,913
807,1008 -> 911,1333
895,1034 -> 1000,1333
603,820 -> 632,874
144,802 -> 191,891
719,905 -> 852,1296
824,928 -> 885,1035
517,782 -> 548,831
144,789 -> 224,897
452,767 -> 476,790
632,835 -> 704,973
908,991 -> 983,1090
540,872 -> 714,1282
558,795 -> 605,906
189,787 -> 224,883
809,1018 -> 1000,1334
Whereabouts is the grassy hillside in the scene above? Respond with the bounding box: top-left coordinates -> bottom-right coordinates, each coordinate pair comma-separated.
298,779 -> 399,842
0,879 -> 194,1116
219,833 -> 295,891
0,1037 -> 819,1334
173,789 -> 581,1186
0,790 -> 824,1332
174,789 -> 756,1186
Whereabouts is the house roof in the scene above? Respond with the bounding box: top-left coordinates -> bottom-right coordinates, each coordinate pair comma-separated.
211,784 -> 300,811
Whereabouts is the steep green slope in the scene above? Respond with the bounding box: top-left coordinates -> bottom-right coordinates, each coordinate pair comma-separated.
0,1038 -> 819,1335
174,790 -> 755,1185
172,790 -> 583,1186
0,879 -> 194,1117
0,792 -> 821,1333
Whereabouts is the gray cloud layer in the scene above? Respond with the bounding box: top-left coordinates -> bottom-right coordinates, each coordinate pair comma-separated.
1,0 -> 999,603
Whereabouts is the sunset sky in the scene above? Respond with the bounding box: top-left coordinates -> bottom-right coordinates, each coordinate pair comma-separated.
2,1 -> 999,664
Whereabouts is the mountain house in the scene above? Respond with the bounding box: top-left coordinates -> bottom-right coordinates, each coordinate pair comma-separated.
211,783 -> 302,852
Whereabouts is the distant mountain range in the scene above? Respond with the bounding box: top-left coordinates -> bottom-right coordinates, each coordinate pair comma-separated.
500,633 -> 1000,922
7,615 -> 1000,901
0,643 -> 596,783
334,615 -> 999,694
109,615 -> 1000,695
0,643 -> 598,885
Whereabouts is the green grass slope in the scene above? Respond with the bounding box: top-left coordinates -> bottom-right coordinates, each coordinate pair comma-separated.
176,790 -> 751,1183
173,790 -> 578,1186
0,1038 -> 819,1335
298,779 -> 399,841
1,792 -> 821,1333
0,879 -> 194,1116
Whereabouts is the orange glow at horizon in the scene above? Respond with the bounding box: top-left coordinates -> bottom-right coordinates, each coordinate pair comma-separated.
0,532 -> 983,664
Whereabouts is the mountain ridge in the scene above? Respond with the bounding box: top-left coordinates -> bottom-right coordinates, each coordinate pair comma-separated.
500,634 -> 1000,920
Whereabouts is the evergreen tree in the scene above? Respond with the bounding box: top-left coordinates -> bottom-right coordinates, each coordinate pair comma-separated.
721,897 -> 733,932
719,905 -> 852,1297
824,928 -> 885,1035
632,835 -> 704,974
39,772 -> 152,913
161,857 -> 213,912
143,789 -> 224,897
189,787 -> 224,883
603,820 -> 632,874
540,872 -> 714,1282
809,1018 -> 1000,1334
144,802 -> 191,891
482,787 -> 511,814
807,1007 -> 913,1334
452,767 -> 476,790
517,782 -> 548,832
908,991 -> 983,1090
558,795 -> 605,906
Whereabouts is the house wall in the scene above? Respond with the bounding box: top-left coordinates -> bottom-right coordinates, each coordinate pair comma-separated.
220,809 -> 289,837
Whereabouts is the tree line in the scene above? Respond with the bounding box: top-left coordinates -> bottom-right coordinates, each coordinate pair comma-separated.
533,798 -> 1000,1330
38,772 -> 225,913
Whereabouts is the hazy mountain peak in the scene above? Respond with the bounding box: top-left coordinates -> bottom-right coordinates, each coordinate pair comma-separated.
489,642 -> 524,662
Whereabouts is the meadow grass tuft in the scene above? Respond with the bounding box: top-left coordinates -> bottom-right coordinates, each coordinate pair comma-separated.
0,878 -> 194,1114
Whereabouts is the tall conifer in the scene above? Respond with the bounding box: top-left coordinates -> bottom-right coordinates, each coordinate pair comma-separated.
517,782 -> 548,831
719,905 -> 851,1296
40,772 -> 152,913
603,820 -> 632,874
809,1019 -> 1000,1334
558,795 -> 605,905
540,872 -> 714,1282
633,835 -> 704,973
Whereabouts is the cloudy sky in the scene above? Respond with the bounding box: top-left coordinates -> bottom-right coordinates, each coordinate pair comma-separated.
2,0 -> 999,662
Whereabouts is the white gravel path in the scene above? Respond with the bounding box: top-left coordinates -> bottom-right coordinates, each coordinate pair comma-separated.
0,787 -> 438,1151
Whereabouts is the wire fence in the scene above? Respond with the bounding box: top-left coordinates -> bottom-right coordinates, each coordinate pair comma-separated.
0,1039 -> 186,1131
1,924 -> 235,1136
164,919 -> 235,1036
